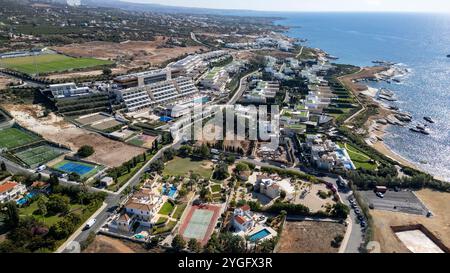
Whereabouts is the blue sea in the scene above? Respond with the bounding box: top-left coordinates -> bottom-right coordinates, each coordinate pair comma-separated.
272,12 -> 450,181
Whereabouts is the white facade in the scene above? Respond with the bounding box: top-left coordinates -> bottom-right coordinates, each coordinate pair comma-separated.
0,182 -> 27,204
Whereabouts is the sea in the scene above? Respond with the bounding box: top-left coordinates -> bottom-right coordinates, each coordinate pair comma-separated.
270,12 -> 450,181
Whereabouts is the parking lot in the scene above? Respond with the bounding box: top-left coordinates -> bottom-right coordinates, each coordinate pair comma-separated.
359,190 -> 429,216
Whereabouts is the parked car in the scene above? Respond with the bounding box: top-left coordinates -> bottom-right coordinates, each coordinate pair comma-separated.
84,218 -> 96,230
360,221 -> 367,228
355,208 -> 361,215
376,192 -> 384,198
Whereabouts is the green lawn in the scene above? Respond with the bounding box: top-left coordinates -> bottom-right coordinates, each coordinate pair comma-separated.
0,127 -> 40,149
158,201 -> 175,216
163,157 -> 213,179
152,220 -> 177,235
19,197 -> 86,227
210,184 -> 222,193
172,203 -> 187,220
155,216 -> 168,225
0,54 -> 113,75
339,142 -> 377,170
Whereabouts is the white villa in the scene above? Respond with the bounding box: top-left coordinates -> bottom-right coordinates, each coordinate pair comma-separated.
0,181 -> 27,204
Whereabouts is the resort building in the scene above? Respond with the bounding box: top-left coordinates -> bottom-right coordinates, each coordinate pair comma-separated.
170,55 -> 205,78
48,83 -> 92,99
200,66 -> 229,91
113,68 -> 174,89
0,181 -> 27,204
115,74 -> 200,112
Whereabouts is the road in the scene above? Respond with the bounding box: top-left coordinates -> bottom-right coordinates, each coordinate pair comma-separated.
60,140 -> 184,251
320,176 -> 364,253
228,70 -> 258,105
0,70 -> 46,88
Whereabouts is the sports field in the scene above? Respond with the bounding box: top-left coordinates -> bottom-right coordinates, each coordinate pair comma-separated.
0,127 -> 40,149
179,204 -> 221,245
52,160 -> 99,178
14,145 -> 65,167
0,54 -> 113,75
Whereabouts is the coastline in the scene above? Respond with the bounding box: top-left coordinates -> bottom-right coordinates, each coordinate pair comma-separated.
336,66 -> 424,172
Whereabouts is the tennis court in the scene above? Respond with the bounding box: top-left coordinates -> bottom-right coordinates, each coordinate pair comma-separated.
14,145 -> 65,167
179,204 -> 221,245
53,160 -> 97,178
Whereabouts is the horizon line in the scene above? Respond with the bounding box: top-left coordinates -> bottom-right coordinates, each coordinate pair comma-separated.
120,0 -> 450,14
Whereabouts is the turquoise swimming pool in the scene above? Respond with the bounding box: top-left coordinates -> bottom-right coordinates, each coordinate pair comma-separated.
249,228 -> 271,242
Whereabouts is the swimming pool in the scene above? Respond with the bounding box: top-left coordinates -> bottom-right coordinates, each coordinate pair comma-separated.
162,185 -> 177,198
249,228 -> 271,242
16,191 -> 38,205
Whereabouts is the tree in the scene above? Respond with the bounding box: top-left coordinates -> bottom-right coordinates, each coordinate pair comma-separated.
102,68 -> 112,76
149,160 -> 164,174
188,238 -> 201,253
194,144 -> 210,158
280,190 -> 287,199
331,203 -> 350,219
68,172 -> 81,182
235,162 -> 250,173
163,148 -> 176,162
178,145 -> 192,157
3,202 -> 19,228
0,161 -> 6,172
171,234 -> 186,252
213,163 -> 229,180
47,194 -> 70,215
48,174 -> 59,188
77,145 -> 94,158
36,196 -> 47,216
225,155 -> 236,164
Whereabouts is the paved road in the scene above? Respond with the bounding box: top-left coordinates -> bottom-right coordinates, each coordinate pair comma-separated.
62,140 -> 183,250
228,70 -> 258,105
0,70 -> 46,88
320,176 -> 364,253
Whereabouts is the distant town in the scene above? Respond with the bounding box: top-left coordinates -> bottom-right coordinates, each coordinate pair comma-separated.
0,0 -> 448,255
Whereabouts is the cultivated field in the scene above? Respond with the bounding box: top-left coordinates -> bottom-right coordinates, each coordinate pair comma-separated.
0,54 -> 113,75
371,189 -> 450,253
0,127 -> 39,149
277,220 -> 346,253
3,104 -> 146,167
14,144 -> 65,167
53,37 -> 206,68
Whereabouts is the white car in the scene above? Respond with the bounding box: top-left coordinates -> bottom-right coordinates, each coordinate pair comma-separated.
84,218 -> 97,230
376,192 -> 385,198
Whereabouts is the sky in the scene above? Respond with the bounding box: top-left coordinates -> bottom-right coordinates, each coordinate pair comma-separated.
122,0 -> 450,13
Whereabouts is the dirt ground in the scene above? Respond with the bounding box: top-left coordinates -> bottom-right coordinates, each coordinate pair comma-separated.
3,104 -> 146,167
83,235 -> 148,253
0,75 -> 18,90
277,220 -> 346,253
339,66 -> 387,93
52,37 -> 206,68
371,189 -> 450,253
292,182 -> 335,212
45,68 -> 124,80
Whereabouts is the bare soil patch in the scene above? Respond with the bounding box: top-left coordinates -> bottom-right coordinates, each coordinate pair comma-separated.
3,104 -> 145,167
277,220 -> 346,253
52,37 -> 206,68
83,235 -> 147,253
